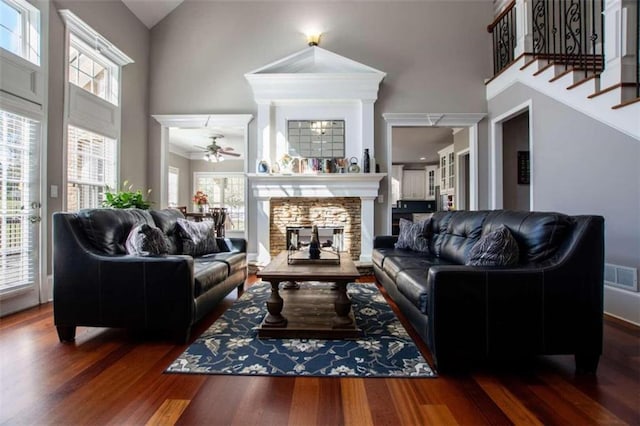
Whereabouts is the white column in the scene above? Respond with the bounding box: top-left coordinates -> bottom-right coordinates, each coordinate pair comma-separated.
600,0 -> 638,89
256,197 -> 271,265
255,101 -> 272,172
360,100 -> 375,155
360,196 -> 376,262
514,0 -> 533,56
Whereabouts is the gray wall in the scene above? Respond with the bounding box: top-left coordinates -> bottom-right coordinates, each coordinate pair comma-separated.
488,82 -> 640,275
148,0 -> 493,252
46,0 -> 150,273
502,112 -> 530,210
453,127 -> 470,152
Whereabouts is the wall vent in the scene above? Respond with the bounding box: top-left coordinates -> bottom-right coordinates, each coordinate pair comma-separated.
604,263 -> 638,292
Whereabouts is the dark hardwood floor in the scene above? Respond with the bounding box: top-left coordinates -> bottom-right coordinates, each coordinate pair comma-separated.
1,276 -> 639,425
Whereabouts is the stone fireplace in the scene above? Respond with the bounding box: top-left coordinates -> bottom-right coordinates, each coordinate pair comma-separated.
271,197 -> 360,260
249,173 -> 384,264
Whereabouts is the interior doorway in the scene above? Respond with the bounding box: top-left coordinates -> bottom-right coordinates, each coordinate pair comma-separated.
490,101 -> 533,210
502,112 -> 530,210
457,149 -> 470,210
383,113 -> 486,235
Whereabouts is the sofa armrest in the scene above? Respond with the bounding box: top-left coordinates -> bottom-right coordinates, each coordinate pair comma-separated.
54,248 -> 196,329
374,235 -> 398,249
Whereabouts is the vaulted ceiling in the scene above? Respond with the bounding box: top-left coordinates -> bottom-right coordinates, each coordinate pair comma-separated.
121,0 -> 183,28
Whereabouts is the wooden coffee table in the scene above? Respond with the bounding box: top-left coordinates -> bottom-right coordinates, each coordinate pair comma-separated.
257,251 -> 361,339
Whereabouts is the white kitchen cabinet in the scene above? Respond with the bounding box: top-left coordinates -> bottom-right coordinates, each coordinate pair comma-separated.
425,165 -> 438,200
438,144 -> 455,195
391,165 -> 404,206
402,169 -> 426,199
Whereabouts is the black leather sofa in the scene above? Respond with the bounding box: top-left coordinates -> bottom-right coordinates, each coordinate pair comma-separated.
53,208 -> 247,343
373,210 -> 604,373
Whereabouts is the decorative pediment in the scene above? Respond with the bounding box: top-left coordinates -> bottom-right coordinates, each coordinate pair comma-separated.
245,46 -> 386,101
247,46 -> 385,75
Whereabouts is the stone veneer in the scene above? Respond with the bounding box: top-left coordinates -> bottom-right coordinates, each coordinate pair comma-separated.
270,197 -> 361,260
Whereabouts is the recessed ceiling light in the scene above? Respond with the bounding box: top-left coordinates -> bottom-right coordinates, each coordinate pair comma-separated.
420,157 -> 426,160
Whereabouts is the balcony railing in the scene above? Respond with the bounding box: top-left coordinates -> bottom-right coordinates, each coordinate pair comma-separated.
531,0 -> 604,78
488,0 -> 516,75
488,0 -> 605,78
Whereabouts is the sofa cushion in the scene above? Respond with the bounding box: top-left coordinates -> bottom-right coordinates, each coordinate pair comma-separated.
77,208 -> 154,255
395,218 -> 430,252
466,225 -> 519,266
200,252 -> 247,276
437,210 -> 488,264
396,269 -> 431,314
149,208 -> 184,254
125,224 -> 170,256
373,247 -> 425,269
483,210 -> 575,262
176,219 -> 219,256
149,208 -> 184,233
383,256 -> 433,280
193,259 -> 229,296
427,211 -> 453,257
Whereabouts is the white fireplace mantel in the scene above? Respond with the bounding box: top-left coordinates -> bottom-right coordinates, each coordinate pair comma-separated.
249,173 -> 386,264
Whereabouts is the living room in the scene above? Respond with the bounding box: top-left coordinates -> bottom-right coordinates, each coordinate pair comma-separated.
1,0 -> 639,424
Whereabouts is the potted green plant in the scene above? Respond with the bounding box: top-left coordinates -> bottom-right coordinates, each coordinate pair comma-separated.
103,180 -> 152,210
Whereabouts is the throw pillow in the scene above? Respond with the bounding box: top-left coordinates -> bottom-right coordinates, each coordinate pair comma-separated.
466,225 -> 519,267
395,218 -> 430,253
125,224 -> 170,256
176,218 -> 219,256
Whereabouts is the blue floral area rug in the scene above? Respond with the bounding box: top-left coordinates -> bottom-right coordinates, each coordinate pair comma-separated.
166,282 -> 437,378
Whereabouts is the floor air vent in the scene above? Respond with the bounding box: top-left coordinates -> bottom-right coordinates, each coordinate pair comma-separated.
605,263 -> 638,292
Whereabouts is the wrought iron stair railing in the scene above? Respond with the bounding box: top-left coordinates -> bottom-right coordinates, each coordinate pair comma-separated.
488,0 -> 605,79
531,0 -> 604,79
488,0 -> 516,75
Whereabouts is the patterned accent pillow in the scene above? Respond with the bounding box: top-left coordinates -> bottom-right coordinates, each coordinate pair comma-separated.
176,218 -> 219,256
395,218 -> 430,253
466,225 -> 520,266
125,224 -> 170,256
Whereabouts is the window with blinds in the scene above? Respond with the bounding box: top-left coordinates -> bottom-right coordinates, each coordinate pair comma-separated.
0,109 -> 38,292
194,174 -> 245,231
66,126 -> 116,211
168,166 -> 179,207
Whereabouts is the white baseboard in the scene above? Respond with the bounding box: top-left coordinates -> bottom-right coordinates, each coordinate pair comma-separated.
604,285 -> 640,327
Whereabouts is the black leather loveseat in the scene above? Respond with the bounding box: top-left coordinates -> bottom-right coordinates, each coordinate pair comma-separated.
373,210 -> 604,373
53,208 -> 247,343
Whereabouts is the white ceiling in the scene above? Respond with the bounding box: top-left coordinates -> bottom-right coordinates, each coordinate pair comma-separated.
121,0 -> 183,29
392,127 -> 455,164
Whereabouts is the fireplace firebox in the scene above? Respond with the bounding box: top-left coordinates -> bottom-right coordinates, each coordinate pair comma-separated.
286,226 -> 344,252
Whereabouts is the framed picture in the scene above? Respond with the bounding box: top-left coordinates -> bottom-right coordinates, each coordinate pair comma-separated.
517,151 -> 530,185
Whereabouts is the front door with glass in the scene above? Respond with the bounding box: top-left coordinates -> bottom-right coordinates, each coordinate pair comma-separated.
0,109 -> 42,315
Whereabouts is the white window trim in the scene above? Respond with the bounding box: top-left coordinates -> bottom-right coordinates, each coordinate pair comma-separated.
58,10 -> 132,67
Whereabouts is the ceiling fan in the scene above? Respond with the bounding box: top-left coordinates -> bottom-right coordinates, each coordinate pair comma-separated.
198,135 -> 240,162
